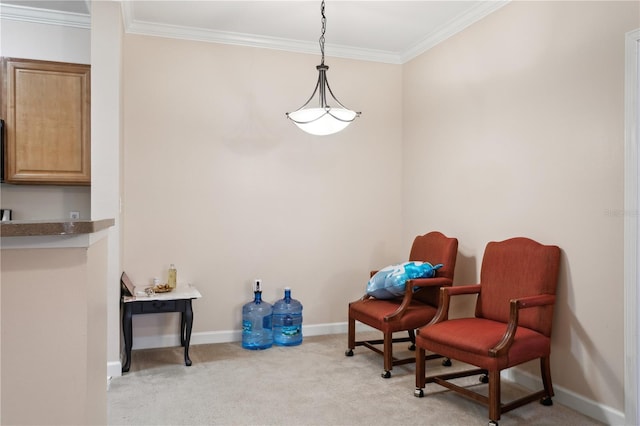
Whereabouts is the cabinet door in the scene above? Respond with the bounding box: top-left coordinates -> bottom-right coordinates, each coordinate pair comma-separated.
1,58 -> 90,185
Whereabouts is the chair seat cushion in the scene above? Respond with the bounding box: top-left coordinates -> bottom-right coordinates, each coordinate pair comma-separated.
349,298 -> 437,333
416,318 -> 550,370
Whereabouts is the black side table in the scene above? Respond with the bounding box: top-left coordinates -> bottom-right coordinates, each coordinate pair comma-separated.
120,274 -> 202,373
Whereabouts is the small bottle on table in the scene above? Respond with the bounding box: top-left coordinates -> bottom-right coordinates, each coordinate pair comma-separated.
168,264 -> 177,289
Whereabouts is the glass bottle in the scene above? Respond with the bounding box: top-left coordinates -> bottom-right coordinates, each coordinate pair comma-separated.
168,264 -> 177,289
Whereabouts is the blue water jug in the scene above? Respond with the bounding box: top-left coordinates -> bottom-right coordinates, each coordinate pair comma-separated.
272,287 -> 303,346
242,280 -> 273,350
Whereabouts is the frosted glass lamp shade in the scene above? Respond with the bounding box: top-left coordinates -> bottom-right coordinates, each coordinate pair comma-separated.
287,107 -> 358,136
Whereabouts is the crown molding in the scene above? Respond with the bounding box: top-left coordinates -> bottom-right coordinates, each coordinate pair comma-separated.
125,22 -> 403,64
400,0 -> 510,63
0,3 -> 90,29
122,11 -> 402,64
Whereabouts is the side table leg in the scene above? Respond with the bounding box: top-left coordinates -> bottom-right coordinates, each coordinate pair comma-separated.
122,304 -> 133,373
180,311 -> 186,347
184,300 -> 193,366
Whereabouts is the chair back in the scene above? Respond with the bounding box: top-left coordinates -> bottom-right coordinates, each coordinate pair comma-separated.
475,237 -> 561,336
409,231 -> 458,305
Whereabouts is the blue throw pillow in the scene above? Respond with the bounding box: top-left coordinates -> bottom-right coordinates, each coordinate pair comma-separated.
366,261 -> 443,300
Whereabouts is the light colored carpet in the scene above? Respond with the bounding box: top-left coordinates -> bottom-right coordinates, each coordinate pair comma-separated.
108,333 -> 602,426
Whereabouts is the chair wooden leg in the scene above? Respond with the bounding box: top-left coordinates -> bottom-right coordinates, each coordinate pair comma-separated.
488,370 -> 501,422
540,356 -> 555,398
415,346 -> 426,390
382,332 -> 393,377
347,315 -> 355,350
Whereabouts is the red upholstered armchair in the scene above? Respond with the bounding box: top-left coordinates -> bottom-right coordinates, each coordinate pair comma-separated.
345,232 -> 458,378
414,237 -> 561,426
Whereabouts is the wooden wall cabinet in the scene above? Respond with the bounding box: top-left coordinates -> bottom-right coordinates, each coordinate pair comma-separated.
1,57 -> 91,185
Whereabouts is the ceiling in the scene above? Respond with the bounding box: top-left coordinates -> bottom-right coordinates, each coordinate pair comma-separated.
1,0 -> 509,63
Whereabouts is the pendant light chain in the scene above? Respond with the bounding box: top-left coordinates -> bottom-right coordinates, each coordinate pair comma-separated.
319,0 -> 326,66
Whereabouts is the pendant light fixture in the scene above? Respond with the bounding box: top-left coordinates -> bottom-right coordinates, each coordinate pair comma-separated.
286,0 -> 361,136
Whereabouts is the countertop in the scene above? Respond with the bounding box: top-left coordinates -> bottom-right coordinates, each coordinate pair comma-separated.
0,219 -> 115,237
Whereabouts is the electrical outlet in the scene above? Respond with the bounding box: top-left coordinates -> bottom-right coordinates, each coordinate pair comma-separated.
70,211 -> 80,220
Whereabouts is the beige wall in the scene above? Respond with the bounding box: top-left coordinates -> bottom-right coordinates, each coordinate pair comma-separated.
403,0 -> 638,412
122,35 -> 403,337
0,238 -> 109,425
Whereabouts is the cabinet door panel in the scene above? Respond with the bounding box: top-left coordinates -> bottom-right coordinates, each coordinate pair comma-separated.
2,58 -> 90,185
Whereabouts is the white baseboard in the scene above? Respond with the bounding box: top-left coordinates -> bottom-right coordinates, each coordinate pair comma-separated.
503,367 -> 625,425
107,361 -> 122,378
129,321 -> 375,350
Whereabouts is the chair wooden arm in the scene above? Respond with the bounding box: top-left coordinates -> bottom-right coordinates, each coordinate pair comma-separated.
427,284 -> 482,325
383,277 -> 453,322
489,294 -> 556,357
515,294 -> 555,309
444,284 -> 482,296
409,277 -> 453,289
